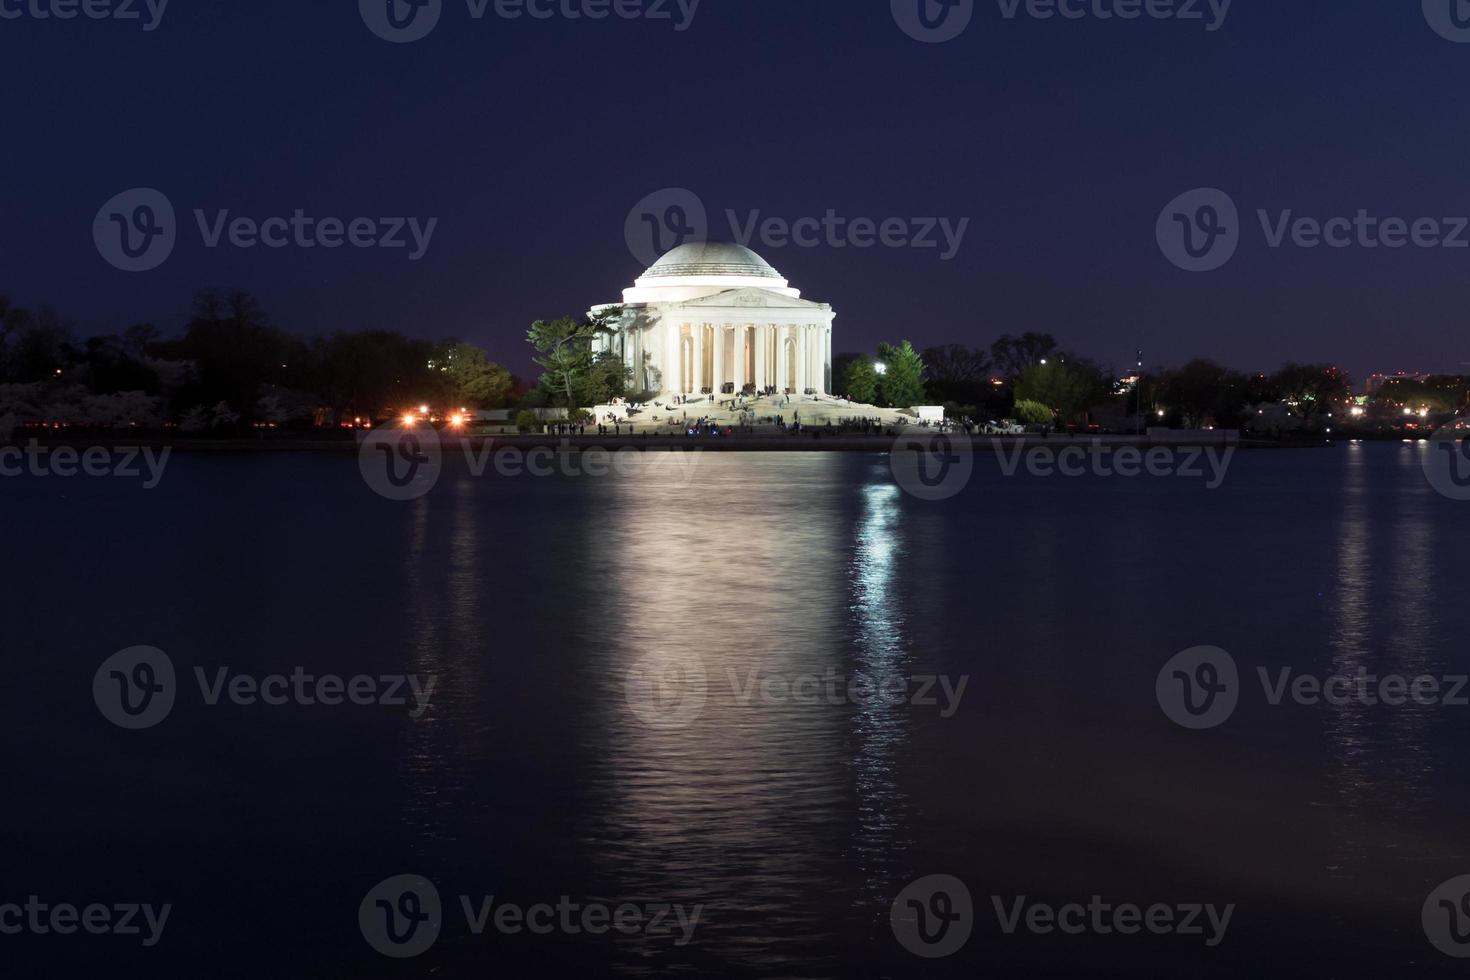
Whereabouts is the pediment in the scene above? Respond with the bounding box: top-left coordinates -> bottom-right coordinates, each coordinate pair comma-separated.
672,288 -> 829,311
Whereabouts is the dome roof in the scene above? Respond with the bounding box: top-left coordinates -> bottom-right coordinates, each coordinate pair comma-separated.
640,242 -> 783,281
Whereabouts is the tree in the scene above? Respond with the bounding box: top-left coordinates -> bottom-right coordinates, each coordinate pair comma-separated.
1012,398 -> 1054,425
922,343 -> 992,407
430,342 -> 513,409
876,341 -> 927,408
582,351 -> 633,406
7,307 -> 73,383
527,307 -> 622,409
1158,359 -> 1249,428
990,332 -> 1057,382
1014,356 -> 1110,427
159,289 -> 308,429
843,358 -> 879,404
311,329 -> 437,423
122,323 -> 160,359
1377,377 -> 1465,414
1272,363 -> 1351,427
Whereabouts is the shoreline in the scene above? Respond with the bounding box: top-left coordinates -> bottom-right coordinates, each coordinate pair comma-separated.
1,432 -> 1333,453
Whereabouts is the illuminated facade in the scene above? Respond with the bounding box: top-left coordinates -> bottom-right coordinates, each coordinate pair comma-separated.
591,243 -> 835,398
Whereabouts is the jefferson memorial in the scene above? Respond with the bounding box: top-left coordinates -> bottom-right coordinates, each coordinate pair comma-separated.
591,243 -> 835,398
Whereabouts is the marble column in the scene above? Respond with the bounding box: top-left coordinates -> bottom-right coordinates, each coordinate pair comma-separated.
824,326 -> 833,395
779,328 -> 789,393
799,327 -> 811,393
754,326 -> 766,391
696,324 -> 707,394
713,324 -> 726,396
734,326 -> 747,393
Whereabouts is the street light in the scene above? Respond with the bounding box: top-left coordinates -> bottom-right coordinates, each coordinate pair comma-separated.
874,361 -> 888,376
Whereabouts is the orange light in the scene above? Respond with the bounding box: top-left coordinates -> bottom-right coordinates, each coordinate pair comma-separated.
449,414 -> 465,427
402,414 -> 417,426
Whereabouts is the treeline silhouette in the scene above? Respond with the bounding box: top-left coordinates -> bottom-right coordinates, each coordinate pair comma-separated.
0,288 -> 520,433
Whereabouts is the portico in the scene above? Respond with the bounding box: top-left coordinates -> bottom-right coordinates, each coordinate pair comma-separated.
592,243 -> 835,397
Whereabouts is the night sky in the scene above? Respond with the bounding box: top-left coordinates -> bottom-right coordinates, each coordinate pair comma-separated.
4,0 -> 1468,383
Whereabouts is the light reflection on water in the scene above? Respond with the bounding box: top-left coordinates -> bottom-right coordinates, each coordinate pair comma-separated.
23,446 -> 1468,974
847,482 -> 916,916
335,446 -> 1470,975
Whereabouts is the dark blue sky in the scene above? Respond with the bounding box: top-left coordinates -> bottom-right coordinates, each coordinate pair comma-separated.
4,0 -> 1468,382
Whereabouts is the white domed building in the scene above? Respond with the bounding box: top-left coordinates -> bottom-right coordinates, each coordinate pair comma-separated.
591,243 -> 835,399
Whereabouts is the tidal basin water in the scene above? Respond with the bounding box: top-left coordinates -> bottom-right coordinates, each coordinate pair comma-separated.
8,441 -> 1470,977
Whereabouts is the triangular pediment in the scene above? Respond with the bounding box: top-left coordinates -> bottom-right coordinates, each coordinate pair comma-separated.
672,288 -> 829,311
